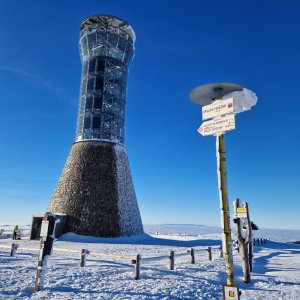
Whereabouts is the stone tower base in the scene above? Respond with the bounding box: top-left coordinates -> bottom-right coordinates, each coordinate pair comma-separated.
47,141 -> 144,237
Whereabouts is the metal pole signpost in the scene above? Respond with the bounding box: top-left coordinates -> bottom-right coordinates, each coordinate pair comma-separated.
35,212 -> 60,292
189,82 -> 257,300
216,132 -> 235,286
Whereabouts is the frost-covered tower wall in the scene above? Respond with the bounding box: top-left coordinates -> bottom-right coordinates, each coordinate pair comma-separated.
76,15 -> 135,143
47,15 -> 143,237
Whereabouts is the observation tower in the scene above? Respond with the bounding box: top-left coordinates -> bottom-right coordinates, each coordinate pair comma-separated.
47,15 -> 144,237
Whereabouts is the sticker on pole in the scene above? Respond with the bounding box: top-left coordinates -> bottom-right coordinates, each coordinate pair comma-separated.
198,114 -> 235,136
221,233 -> 228,253
202,98 -> 234,120
223,285 -> 241,300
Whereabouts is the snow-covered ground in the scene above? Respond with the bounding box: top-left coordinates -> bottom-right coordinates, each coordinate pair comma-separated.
0,224 -> 299,299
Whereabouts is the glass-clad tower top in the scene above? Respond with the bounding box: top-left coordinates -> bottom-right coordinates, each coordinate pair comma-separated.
75,15 -> 135,144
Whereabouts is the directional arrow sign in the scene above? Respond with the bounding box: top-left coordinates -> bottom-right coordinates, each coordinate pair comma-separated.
198,114 -> 235,136
202,98 -> 234,121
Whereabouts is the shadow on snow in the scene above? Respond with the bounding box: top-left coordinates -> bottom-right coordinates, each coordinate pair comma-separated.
58,233 -> 221,247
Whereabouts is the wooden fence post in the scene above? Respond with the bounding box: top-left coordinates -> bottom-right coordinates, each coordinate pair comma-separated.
253,238 -> 256,246
206,247 -> 212,261
80,249 -> 89,267
10,243 -> 18,256
190,248 -> 195,264
132,254 -> 141,279
169,250 -> 175,270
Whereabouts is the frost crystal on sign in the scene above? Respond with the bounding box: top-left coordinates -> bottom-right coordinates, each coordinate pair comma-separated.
223,88 -> 258,114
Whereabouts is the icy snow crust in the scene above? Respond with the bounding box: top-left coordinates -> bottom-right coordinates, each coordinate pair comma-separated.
223,88 -> 258,114
0,225 -> 300,299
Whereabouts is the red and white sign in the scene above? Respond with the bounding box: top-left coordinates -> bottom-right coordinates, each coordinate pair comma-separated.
198,114 -> 235,136
202,98 -> 234,121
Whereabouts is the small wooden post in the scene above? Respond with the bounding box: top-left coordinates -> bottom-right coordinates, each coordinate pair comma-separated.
132,254 -> 141,280
10,243 -> 18,256
190,248 -> 195,264
169,250 -> 175,270
207,247 -> 212,261
256,238 -> 259,246
80,249 -> 88,267
253,238 -> 256,246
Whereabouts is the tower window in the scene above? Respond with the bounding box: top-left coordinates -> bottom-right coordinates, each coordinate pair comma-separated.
92,117 -> 101,129
83,117 -> 91,129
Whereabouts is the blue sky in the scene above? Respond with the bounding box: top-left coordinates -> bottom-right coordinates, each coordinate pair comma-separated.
0,0 -> 299,230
